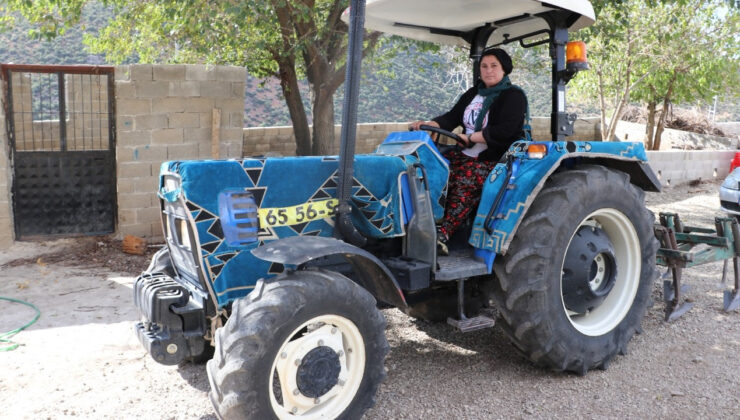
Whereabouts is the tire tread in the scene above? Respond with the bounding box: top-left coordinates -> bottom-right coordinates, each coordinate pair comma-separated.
207,269 -> 388,419
492,165 -> 657,374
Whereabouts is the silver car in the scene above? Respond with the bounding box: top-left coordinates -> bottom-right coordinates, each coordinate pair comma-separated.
720,167 -> 740,217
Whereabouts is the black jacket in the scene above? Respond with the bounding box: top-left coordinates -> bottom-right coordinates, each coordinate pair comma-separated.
432,86 -> 526,162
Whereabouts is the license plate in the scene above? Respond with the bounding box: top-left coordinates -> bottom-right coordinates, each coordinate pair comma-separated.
258,199 -> 339,227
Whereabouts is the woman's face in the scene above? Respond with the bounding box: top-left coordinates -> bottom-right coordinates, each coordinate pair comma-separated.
480,54 -> 505,87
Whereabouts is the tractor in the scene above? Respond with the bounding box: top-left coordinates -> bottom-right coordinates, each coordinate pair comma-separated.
133,0 -> 666,418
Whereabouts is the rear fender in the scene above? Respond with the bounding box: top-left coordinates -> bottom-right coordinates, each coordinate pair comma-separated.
251,236 -> 407,308
471,141 -> 660,256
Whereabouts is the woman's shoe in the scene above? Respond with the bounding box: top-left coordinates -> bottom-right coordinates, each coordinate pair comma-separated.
437,238 -> 449,256
436,228 -> 449,256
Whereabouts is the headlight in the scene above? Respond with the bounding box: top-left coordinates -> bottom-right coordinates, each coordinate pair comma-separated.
722,176 -> 740,190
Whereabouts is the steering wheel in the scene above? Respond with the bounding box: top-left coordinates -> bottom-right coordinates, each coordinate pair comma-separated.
417,124 -> 470,149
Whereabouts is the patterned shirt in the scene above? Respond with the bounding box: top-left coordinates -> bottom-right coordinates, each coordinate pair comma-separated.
461,94 -> 489,158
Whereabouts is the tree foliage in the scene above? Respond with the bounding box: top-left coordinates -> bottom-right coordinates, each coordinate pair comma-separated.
2,0 -> 387,156
0,0 -> 87,38
5,0 -> 739,153
0,2 -> 109,65
573,0 -> 740,148
632,0 -> 739,149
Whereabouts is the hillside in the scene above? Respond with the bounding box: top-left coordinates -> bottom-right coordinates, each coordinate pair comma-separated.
0,4 -> 557,126
0,3 -> 109,65
0,4 -> 734,127
243,44 -> 560,127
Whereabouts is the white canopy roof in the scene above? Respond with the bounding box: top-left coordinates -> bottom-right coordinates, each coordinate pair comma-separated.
356,0 -> 595,46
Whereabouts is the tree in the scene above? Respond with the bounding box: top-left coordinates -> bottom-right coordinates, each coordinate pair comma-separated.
573,0 -> 740,148
508,43 -> 552,118
2,0 -> 384,156
632,0 -> 739,150
0,0 -> 87,37
572,1 -> 656,142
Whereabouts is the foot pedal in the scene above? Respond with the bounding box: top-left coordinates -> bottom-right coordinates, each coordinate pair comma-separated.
447,316 -> 495,332
724,290 -> 740,312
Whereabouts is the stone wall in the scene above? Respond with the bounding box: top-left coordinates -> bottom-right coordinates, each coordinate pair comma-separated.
242,117 -> 602,157
0,64 -> 246,247
0,87 -> 13,248
529,117 -> 603,142
243,122 -> 411,156
115,64 -> 246,240
0,68 -> 735,249
242,118 -> 735,187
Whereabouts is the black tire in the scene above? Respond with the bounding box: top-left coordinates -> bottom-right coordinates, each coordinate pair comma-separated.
492,165 -> 657,374
207,269 -> 389,419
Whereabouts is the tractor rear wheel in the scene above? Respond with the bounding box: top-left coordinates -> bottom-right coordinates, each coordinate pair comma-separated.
207,269 -> 388,419
492,165 -> 657,374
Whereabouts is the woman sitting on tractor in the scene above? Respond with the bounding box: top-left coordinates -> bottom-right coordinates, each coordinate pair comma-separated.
410,48 -> 527,254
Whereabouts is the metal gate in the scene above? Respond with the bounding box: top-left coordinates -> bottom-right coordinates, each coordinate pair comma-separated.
1,64 -> 117,239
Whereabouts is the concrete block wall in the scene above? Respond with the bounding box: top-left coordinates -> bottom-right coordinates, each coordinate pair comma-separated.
0,65 -> 734,250
529,117 -> 602,141
242,117 -> 735,188
242,118 -> 601,157
243,122 -> 411,156
115,64 -> 246,240
353,123 -> 413,153
0,89 -> 13,248
646,150 -> 737,187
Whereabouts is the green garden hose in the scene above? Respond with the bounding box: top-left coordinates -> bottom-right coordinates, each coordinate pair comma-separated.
0,296 -> 41,351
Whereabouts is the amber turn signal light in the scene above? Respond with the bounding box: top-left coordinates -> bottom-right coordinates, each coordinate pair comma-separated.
527,144 -> 547,159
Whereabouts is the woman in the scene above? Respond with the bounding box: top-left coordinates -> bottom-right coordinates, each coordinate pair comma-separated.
409,48 -> 527,255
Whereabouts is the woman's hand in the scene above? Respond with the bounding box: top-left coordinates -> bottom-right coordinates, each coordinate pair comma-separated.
458,131 -> 484,147
458,133 -> 471,147
408,120 -> 439,131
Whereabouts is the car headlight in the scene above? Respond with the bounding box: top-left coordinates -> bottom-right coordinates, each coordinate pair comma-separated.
722,176 -> 740,190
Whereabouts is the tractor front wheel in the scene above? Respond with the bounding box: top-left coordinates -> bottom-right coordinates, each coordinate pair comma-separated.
207,269 -> 388,419
492,165 -> 657,374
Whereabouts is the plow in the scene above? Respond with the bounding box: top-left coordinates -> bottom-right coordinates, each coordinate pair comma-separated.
656,212 -> 740,321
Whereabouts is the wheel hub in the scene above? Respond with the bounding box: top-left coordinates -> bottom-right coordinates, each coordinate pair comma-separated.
296,346 -> 341,398
562,225 -> 617,314
272,322 -> 354,416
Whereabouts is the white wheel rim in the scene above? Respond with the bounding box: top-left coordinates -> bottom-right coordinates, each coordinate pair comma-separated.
269,314 -> 365,419
561,208 -> 641,336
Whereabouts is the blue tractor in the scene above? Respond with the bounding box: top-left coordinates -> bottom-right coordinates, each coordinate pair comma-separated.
134,1 -> 662,418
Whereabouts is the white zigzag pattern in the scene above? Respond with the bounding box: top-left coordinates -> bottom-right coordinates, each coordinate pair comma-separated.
619,143 -> 636,157
501,201 -> 526,221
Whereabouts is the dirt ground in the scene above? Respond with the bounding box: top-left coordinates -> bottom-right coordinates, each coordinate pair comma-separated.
1,180 -> 738,419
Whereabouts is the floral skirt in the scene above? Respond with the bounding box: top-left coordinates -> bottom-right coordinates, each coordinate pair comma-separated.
439,150 -> 496,240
